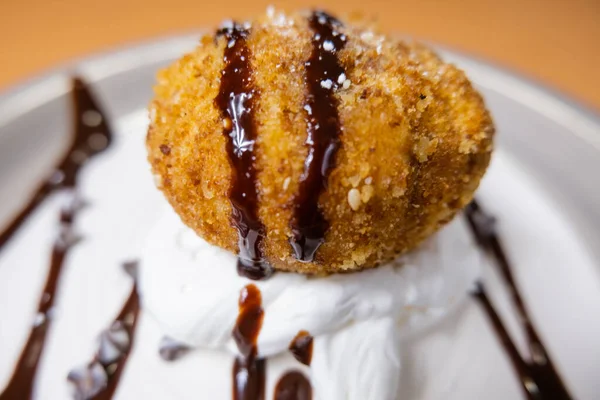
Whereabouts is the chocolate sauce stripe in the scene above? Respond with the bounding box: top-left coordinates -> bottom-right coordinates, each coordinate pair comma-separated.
0,77 -> 112,253
274,371 -> 312,400
0,77 -> 113,400
289,330 -> 313,366
289,10 -> 348,263
68,282 -> 141,400
0,183 -> 53,251
478,221 -> 544,350
232,284 -> 266,400
0,238 -> 71,399
467,200 -> 573,400
472,283 -> 536,391
216,23 -> 273,281
93,286 -> 140,400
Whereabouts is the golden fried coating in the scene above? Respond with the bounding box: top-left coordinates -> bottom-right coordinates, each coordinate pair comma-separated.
147,9 -> 494,274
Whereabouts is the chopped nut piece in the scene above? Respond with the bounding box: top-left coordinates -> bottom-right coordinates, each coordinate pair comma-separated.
348,175 -> 361,188
361,185 -> 374,203
348,189 -> 361,211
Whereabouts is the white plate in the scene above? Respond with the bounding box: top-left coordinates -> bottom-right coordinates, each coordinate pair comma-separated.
0,34 -> 599,399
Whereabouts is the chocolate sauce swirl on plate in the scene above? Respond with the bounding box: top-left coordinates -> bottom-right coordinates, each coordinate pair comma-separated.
274,371 -> 312,400
0,77 -> 113,400
216,23 -> 273,280
0,77 -> 112,251
289,11 -> 347,262
466,200 -> 573,400
0,196 -> 82,400
67,262 -> 141,400
289,330 -> 313,366
232,284 -> 266,400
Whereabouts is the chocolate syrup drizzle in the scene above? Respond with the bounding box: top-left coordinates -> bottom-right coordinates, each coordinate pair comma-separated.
67,262 -> 140,400
466,200 -> 573,400
232,284 -> 266,400
0,77 -> 112,251
215,23 -> 273,280
274,371 -> 312,400
0,77 -> 112,400
289,11 -> 347,262
289,331 -> 313,366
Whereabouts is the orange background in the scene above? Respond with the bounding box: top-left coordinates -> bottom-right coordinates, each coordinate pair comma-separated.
1,0 -> 599,110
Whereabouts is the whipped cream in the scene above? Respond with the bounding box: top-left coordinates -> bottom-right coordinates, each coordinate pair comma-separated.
139,206 -> 480,399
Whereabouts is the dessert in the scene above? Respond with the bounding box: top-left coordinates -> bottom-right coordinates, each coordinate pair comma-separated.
146,9 -> 493,275
0,7 -> 579,400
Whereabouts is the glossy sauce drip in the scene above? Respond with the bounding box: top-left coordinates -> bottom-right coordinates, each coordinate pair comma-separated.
215,23 -> 273,280
274,371 -> 312,400
289,331 -> 313,366
289,11 -> 347,262
466,201 -> 573,400
0,78 -> 112,400
67,265 -> 140,400
232,284 -> 266,400
0,77 -> 112,250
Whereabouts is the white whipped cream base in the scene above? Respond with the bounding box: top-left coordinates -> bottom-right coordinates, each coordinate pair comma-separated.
139,206 -> 480,399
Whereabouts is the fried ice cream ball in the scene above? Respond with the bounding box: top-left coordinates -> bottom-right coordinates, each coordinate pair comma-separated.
147,9 -> 494,275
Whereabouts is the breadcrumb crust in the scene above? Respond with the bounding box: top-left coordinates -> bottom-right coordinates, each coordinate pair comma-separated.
146,9 -> 494,274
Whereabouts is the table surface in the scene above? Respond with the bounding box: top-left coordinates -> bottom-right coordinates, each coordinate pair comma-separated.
1,0 -> 599,111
